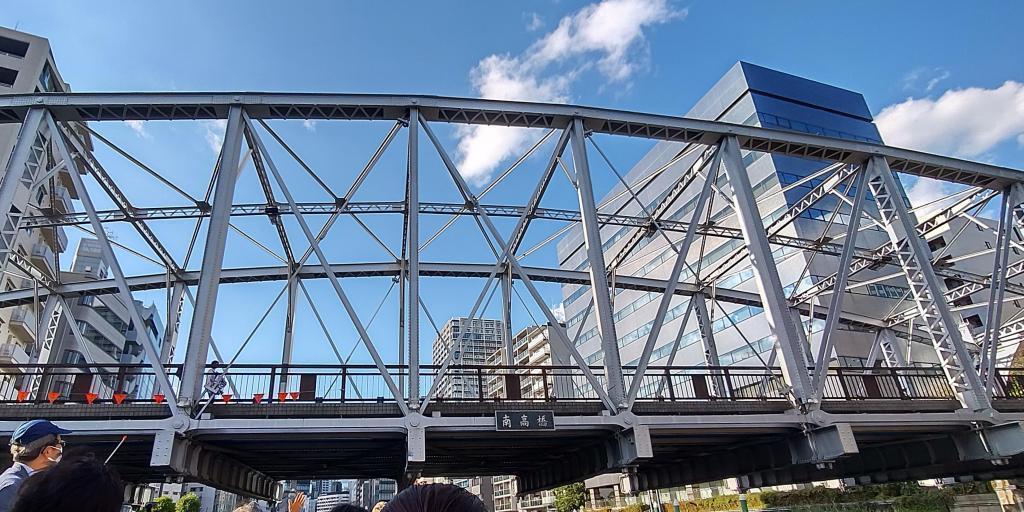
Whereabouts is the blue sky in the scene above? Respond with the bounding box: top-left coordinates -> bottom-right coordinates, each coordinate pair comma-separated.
3,1 -> 1023,375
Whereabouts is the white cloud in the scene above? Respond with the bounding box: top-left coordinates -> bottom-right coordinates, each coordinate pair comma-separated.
202,119 -> 228,154
125,120 -> 150,138
302,119 -> 317,132
925,69 -> 950,92
900,66 -> 950,93
876,81 -> 1024,158
456,0 -> 684,184
525,12 -> 544,32
904,176 -> 962,218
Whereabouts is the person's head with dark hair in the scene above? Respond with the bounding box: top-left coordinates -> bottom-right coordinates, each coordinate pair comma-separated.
11,451 -> 123,512
383,484 -> 486,512
330,504 -> 368,512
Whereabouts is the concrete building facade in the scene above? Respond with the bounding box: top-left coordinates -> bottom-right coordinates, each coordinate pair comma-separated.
42,238 -> 167,400
354,478 -> 396,509
0,26 -> 89,401
432,317 -> 506,399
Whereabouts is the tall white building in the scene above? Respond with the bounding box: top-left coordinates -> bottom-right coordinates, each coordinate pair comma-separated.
432,317 -> 506,399
316,493 -> 349,512
41,238 -> 166,400
0,26 -> 90,400
354,478 -> 396,509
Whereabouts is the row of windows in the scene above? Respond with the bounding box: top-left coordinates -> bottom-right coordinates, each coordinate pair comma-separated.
0,35 -> 30,59
569,151 -> 772,275
759,112 -> 882,144
623,304 -> 766,366
75,321 -> 124,361
717,334 -> 776,366
567,240 -> 801,347
865,283 -> 910,300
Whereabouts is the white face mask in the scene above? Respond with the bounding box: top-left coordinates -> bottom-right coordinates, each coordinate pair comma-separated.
45,445 -> 62,464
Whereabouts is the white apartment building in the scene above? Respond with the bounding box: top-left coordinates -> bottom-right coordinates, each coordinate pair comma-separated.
42,238 -> 166,400
0,26 -> 90,400
432,317 -> 506,399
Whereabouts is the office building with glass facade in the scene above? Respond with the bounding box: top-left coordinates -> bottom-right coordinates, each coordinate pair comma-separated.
556,61 -> 947,378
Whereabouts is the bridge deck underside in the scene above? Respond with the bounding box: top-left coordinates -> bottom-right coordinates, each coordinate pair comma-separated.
5,406 -> 1021,492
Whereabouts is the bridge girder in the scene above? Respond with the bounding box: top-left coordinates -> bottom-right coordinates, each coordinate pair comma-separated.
1,92 -> 1024,488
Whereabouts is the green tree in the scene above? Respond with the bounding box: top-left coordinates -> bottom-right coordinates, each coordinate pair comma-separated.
176,493 -> 201,512
554,483 -> 587,512
153,496 -> 175,512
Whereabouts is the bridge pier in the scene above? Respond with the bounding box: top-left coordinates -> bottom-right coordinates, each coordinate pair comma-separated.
150,430 -> 280,500
789,424 -> 859,466
953,421 -> 1024,462
404,419 -> 426,486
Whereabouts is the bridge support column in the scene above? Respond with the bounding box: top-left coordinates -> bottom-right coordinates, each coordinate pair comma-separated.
607,424 -> 653,468
404,419 -> 425,486
788,424 -> 859,466
719,136 -> 812,407
863,155 -> 990,411
180,105 -> 246,405
151,431 -> 279,500
953,422 -> 1024,462
569,118 -> 625,408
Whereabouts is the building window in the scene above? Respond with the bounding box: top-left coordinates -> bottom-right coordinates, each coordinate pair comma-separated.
61,349 -> 86,366
39,63 -> 58,92
0,67 -> 17,88
0,36 -> 29,58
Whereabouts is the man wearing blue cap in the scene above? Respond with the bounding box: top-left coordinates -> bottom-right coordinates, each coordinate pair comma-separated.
0,419 -> 71,511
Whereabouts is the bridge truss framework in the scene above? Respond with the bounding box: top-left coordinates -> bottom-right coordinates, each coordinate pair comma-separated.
1,93 -> 1024,499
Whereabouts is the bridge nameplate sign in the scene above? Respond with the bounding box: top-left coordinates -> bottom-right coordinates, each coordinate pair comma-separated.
496,410 -> 556,431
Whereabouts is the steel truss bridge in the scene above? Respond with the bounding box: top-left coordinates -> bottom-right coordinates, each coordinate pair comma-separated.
1,93 -> 1024,499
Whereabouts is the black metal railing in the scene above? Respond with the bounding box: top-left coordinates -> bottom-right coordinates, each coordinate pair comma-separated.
993,368 -> 1024,399
0,363 -> 183,404
0,363 -> 982,406
820,367 -> 954,400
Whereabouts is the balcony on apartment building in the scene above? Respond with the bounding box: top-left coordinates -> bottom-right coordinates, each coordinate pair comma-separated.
0,343 -> 30,370
7,305 -> 37,343
38,223 -> 68,252
29,241 -> 56,277
40,184 -> 73,216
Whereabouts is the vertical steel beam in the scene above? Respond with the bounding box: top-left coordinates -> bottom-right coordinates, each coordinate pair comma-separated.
281,277 -> 297,389
398,267 -> 406,397
719,136 -> 812,406
162,282 -> 185,364
406,108 -> 421,407
0,108 -> 45,274
693,293 -> 726,397
569,118 -> 625,407
981,184 -> 1024,394
26,295 -> 61,398
811,169 -> 869,399
877,328 -> 908,367
864,156 -> 990,410
501,268 -> 515,365
47,114 -> 183,422
180,105 -> 245,404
